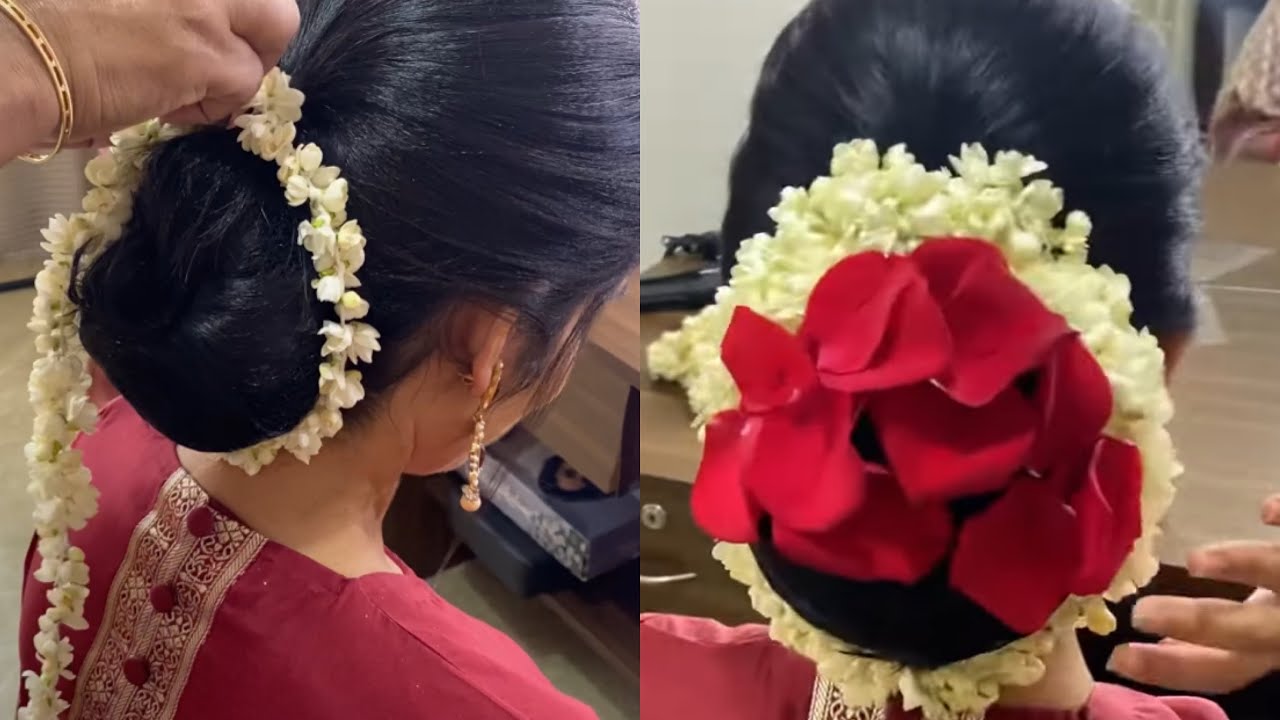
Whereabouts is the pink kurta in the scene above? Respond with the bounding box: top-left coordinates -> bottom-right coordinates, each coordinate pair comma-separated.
640,614 -> 1228,720
17,400 -> 598,719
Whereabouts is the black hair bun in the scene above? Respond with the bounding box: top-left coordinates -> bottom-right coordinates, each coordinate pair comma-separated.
77,130 -> 323,452
75,0 -> 640,453
753,520 -> 1021,668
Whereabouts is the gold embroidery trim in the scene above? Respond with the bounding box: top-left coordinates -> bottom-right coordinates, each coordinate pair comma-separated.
809,677 -> 885,720
70,470 -> 266,720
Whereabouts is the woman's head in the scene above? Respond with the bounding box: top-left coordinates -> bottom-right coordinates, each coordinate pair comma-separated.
713,0 -> 1196,671
75,0 -> 639,472
723,0 -> 1201,354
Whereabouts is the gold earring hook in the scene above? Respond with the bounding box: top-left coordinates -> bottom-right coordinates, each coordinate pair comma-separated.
460,361 -> 503,512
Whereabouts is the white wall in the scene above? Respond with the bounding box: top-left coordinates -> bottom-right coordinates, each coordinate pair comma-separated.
639,0 -> 810,269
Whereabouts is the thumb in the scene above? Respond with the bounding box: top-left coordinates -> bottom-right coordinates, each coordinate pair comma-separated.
228,0 -> 301,70
164,0 -> 300,128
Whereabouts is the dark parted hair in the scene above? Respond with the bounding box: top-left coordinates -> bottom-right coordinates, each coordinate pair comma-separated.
723,0 -> 1202,337
75,0 -> 639,453
728,0 -> 1201,668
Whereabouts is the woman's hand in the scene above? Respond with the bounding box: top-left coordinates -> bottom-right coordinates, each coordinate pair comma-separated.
1108,495 -> 1280,694
4,0 -> 299,155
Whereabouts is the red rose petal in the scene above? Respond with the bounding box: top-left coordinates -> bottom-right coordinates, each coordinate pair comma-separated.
910,238 -> 1009,301
744,391 -> 864,533
773,467 -> 953,583
721,306 -> 816,413
801,254 -> 951,393
912,239 -> 1071,407
801,254 -> 910,372
691,410 -> 761,542
872,383 -> 1036,504
950,478 -> 1082,634
1068,463 -> 1115,596
1070,438 -> 1144,595
1029,337 -> 1114,475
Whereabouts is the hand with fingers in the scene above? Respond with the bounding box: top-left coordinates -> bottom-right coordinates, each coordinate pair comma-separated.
1,0 -> 300,164
1108,494 -> 1280,694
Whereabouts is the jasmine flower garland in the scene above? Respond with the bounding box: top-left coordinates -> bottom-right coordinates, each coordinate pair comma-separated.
647,141 -> 1179,720
22,69 -> 381,720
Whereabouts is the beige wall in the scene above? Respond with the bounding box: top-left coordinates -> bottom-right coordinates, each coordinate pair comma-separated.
1125,0 -> 1198,83
640,0 -> 809,269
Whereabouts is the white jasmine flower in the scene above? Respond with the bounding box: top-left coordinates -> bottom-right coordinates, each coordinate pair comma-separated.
310,165 -> 341,190
259,123 -> 298,162
337,291 -> 370,322
320,363 -> 365,409
39,215 -> 92,256
298,219 -> 338,261
297,143 -> 324,173
348,323 -> 381,364
83,154 -> 121,187
314,275 -> 345,303
285,175 -> 312,207
65,395 -> 98,434
33,263 -> 70,299
337,220 -> 365,252
319,178 -> 349,215
320,321 -> 353,357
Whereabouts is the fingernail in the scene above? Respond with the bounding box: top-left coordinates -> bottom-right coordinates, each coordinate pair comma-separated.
1187,552 -> 1220,578
1264,496 -> 1280,524
1131,600 -> 1154,632
1107,645 -> 1133,674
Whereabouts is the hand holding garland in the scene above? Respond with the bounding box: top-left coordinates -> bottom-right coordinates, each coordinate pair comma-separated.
0,0 -> 299,164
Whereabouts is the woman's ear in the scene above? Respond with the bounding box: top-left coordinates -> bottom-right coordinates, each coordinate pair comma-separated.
466,312 -> 515,398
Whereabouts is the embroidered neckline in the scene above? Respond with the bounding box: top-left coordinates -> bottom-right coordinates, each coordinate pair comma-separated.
70,471 -> 266,720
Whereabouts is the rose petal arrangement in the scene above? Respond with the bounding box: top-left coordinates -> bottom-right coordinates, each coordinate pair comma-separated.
22,69 -> 379,719
648,141 -> 1179,720
697,238 -> 1140,634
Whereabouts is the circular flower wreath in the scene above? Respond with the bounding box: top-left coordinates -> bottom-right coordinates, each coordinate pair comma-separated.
647,141 -> 1180,720
22,69 -> 379,720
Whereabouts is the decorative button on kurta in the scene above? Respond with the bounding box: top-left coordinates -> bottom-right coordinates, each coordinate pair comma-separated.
122,657 -> 150,687
185,505 -> 216,537
149,584 -> 177,613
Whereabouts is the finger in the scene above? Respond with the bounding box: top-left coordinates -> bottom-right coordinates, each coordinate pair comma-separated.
227,0 -> 301,70
161,106 -> 216,128
1132,595 -> 1280,653
1187,540 -> 1280,591
166,42 -> 267,127
1263,494 -> 1280,526
1107,642 -> 1269,694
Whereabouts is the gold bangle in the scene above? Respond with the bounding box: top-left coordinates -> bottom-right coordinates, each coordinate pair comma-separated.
1,0 -> 73,164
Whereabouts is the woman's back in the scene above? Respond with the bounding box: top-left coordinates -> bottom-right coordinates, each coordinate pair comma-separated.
18,400 -> 597,719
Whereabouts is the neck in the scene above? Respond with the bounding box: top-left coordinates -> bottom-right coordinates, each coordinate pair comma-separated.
178,421 -> 409,578
995,627 -> 1094,713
